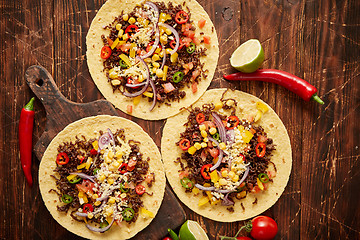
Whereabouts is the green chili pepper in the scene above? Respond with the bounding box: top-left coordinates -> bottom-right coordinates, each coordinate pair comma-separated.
120,182 -> 129,193
68,175 -> 81,184
119,59 -> 128,68
258,173 -> 270,183
122,208 -> 135,221
180,177 -> 194,189
173,71 -> 184,83
186,42 -> 196,54
100,220 -> 109,229
61,194 -> 73,204
168,228 -> 179,240
212,132 -> 220,141
93,168 -> 100,175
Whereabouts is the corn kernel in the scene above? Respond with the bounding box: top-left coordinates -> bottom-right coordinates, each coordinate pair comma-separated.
165,28 -> 172,35
116,151 -> 123,159
106,208 -> 114,215
256,101 -> 269,113
112,161 -> 120,169
152,54 -> 160,61
122,33 -> 129,41
92,194 -> 99,199
94,200 -> 101,206
128,17 -> 136,24
138,74 -> 144,82
214,182 -> 220,188
99,174 -> 106,182
228,171 -> 235,179
155,47 -> 162,54
219,142 -> 226,150
152,67 -> 158,74
219,178 -> 227,186
221,170 -> 228,178
232,175 -> 239,182
108,178 -> 114,185
214,101 -> 223,110
144,58 -> 151,63
109,71 -> 119,79
105,155 -> 111,163
254,110 -> 262,122
153,62 -> 160,68
87,213 -> 94,219
203,137 -> 208,142
118,29 -> 124,38
209,127 -> 217,135
120,193 -> 127,198
170,52 -> 178,63
115,24 -> 122,31
108,197 -> 116,204
201,130 -> 208,138
156,69 -> 163,78
122,14 -> 129,21
194,142 -> 202,150
226,99 -> 234,106
237,191 -> 247,199
199,124 -> 206,131
201,142 -> 207,148
111,80 -> 121,86
108,150 -> 114,159
188,146 -> 197,155
192,187 -> 200,195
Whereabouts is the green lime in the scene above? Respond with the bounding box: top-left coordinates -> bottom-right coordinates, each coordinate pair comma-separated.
230,39 -> 265,73
179,220 -> 209,240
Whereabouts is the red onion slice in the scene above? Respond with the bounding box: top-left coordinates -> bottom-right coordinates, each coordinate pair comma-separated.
238,166 -> 250,185
107,128 -> 116,154
221,192 -> 235,206
125,82 -> 146,88
208,136 -> 224,172
69,172 -> 96,184
159,23 -> 179,55
86,216 -> 115,233
195,183 -> 216,191
149,77 -> 157,111
160,43 -> 166,70
76,212 -> 88,217
212,113 -> 227,143
123,56 -> 150,97
98,132 -> 111,150
140,26 -> 160,60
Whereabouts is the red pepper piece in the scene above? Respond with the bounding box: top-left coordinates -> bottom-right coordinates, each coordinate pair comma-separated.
196,113 -> 205,124
19,97 -> 35,187
90,149 -> 98,155
56,152 -> 70,165
256,142 -> 266,158
225,115 -> 239,130
125,24 -> 139,35
223,69 -> 324,104
175,10 -> 189,24
135,184 -> 146,195
179,139 -> 191,151
200,164 -> 213,180
100,46 -> 111,59
83,203 -> 94,213
119,163 -> 128,174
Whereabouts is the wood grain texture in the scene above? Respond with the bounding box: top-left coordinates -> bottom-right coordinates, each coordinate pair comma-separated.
1,0 -> 359,239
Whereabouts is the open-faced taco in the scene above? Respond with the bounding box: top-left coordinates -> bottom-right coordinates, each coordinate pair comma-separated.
39,115 -> 165,239
86,0 -> 219,120
161,89 -> 292,222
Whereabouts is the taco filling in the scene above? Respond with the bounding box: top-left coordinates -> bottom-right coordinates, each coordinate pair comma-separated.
49,128 -> 156,232
175,94 -> 277,211
100,1 -> 211,111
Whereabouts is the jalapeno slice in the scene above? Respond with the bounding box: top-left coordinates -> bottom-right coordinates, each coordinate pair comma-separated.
93,168 -> 100,175
119,59 -> 128,68
120,182 -> 129,193
122,207 -> 135,221
68,175 -> 81,184
173,71 -> 184,83
186,42 -> 196,54
180,177 -> 194,189
258,173 -> 270,183
100,220 -> 109,229
61,194 -> 73,204
212,132 -> 220,141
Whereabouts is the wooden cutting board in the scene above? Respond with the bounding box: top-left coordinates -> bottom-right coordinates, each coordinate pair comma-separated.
26,65 -> 186,239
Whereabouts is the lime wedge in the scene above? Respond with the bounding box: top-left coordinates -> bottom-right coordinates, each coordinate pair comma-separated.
179,220 -> 209,240
230,39 -> 264,73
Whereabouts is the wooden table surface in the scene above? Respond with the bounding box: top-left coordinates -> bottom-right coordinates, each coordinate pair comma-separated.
1,0 -> 359,239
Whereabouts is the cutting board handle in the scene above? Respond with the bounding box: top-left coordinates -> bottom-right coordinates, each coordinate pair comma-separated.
25,65 -> 71,115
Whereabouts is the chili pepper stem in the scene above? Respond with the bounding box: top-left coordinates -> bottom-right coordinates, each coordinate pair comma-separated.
24,97 -> 35,110
311,94 -> 324,105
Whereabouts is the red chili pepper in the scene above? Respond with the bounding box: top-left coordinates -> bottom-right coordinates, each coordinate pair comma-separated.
200,164 -> 213,180
135,184 -> 146,195
223,69 -> 324,104
56,152 -> 70,165
19,97 -> 35,187
83,203 -> 94,213
119,163 -> 128,174
196,113 -> 205,124
146,41 -> 161,53
225,115 -> 239,130
125,24 -> 139,35
170,38 -> 184,50
100,46 -> 111,59
90,149 -> 98,155
179,139 -> 191,151
175,11 -> 189,24
256,142 -> 266,158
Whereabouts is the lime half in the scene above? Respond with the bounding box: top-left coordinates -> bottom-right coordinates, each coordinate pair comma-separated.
230,39 -> 264,73
179,220 -> 209,240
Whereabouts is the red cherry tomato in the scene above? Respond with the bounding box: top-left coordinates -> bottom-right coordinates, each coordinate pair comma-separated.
56,152 -> 69,165
237,237 -> 252,240
162,237 -> 172,240
135,184 -> 146,195
251,216 -> 278,240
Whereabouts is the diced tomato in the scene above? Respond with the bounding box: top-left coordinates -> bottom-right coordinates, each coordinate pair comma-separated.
191,69 -> 201,81
184,30 -> 195,39
181,23 -> 192,32
258,135 -> 268,143
145,174 -> 154,184
127,158 -> 137,171
201,121 -> 216,130
120,43 -> 132,52
163,82 -> 175,93
107,38 -> 114,46
179,170 -> 189,179
191,82 -> 198,93
198,19 -> 206,28
182,37 -> 192,47
76,180 -> 95,194
203,36 -> 211,45
267,170 -> 276,179
183,62 -> 194,75
127,105 -> 132,113
192,37 -> 201,45
208,147 -> 219,158
252,186 -> 262,193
